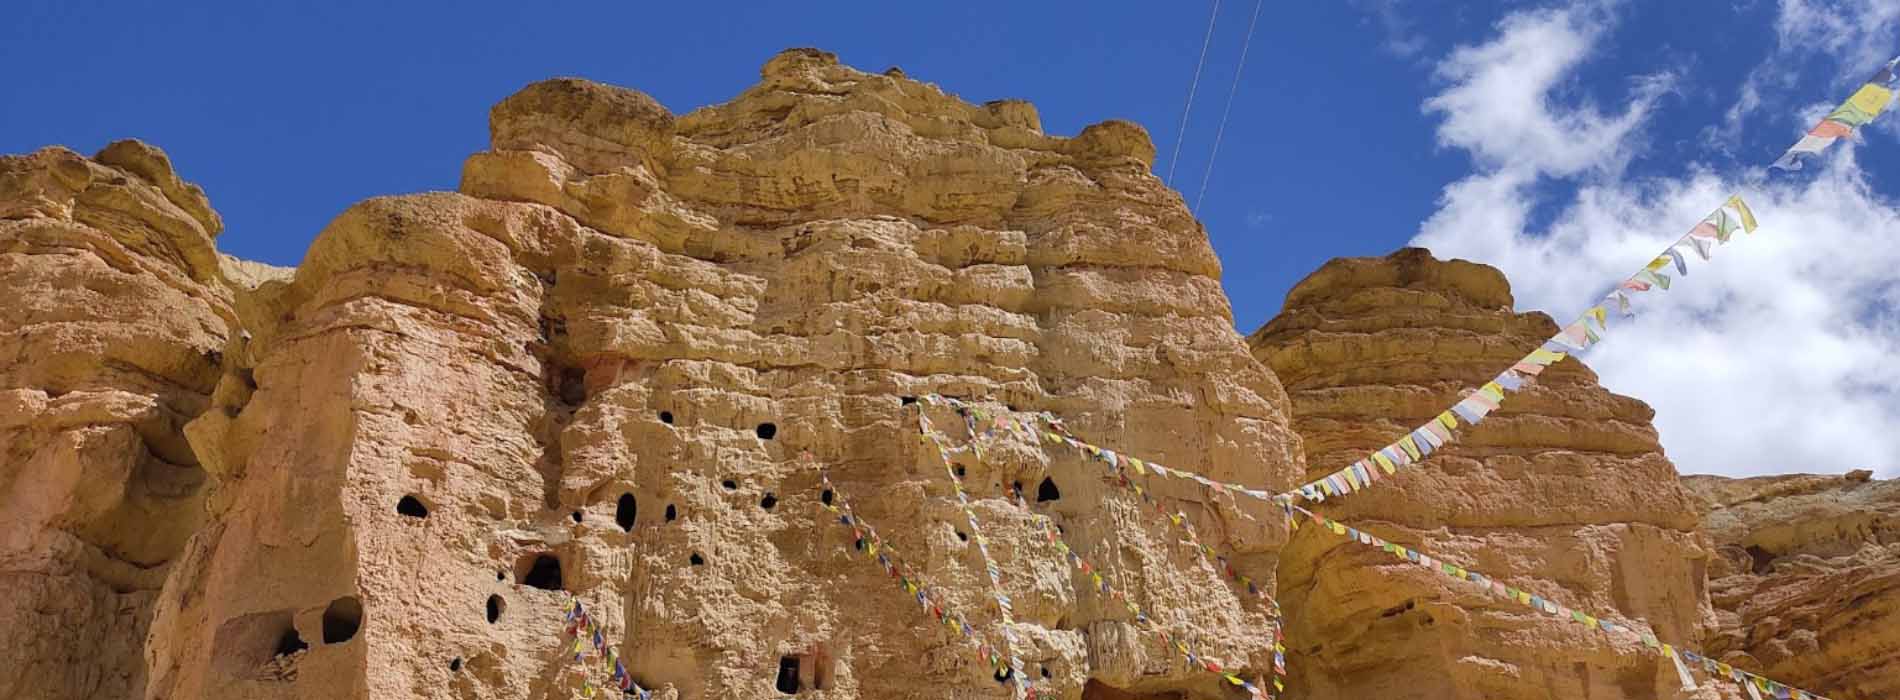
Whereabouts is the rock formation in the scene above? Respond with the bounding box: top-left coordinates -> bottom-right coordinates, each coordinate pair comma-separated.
1,49 -> 1303,700
0,141 -> 237,699
1247,248 -> 1718,700
4,48 -> 1893,700
1687,470 -> 1900,699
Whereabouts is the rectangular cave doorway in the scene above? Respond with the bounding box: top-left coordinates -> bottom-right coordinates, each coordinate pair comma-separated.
774,646 -> 835,694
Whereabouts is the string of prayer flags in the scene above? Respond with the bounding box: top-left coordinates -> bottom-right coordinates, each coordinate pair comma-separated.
921,396 -> 1285,609
1773,54 -> 1900,170
917,414 -> 1036,699
1002,484 -> 1283,699
1281,193 -> 1761,505
914,398 -> 1286,696
1288,503 -> 1836,700
814,464 -> 1039,698
560,598 -> 654,699
917,395 -> 1282,506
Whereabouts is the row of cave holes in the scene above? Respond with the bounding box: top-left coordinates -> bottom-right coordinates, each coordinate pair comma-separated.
397,492 -> 684,533
657,408 -> 778,441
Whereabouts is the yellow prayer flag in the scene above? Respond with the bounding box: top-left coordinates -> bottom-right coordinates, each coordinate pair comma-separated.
1436,412 -> 1458,430
1849,83 -> 1894,117
1329,521 -> 1346,536
1589,306 -> 1607,327
1727,195 -> 1759,233
1372,452 -> 1396,472
1398,436 -> 1422,460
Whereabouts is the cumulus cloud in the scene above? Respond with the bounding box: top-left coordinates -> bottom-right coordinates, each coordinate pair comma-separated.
1422,3 -> 1674,178
1409,1 -> 1900,477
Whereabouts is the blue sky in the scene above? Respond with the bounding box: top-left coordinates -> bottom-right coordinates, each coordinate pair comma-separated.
5,0 -> 1899,476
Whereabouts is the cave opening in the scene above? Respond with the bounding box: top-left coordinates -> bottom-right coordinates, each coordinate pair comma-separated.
321,596 -> 362,644
760,492 -> 778,510
616,493 -> 637,531
775,656 -> 802,693
1036,477 -> 1061,502
274,627 -> 308,657
521,554 -> 564,591
396,495 -> 429,518
487,594 -> 504,624
1745,545 -> 1776,574
756,422 -> 777,440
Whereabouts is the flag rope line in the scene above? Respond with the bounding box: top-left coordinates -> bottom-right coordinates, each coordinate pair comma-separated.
918,410 -> 1036,699
1193,0 -> 1264,215
1283,501 -> 1832,700
1275,53 -> 1900,506
923,394 -> 1279,508
925,396 -> 1282,610
919,391 -> 1848,699
923,401 -> 1292,696
560,597 -> 653,699
815,466 -> 1036,697
1164,0 -> 1223,186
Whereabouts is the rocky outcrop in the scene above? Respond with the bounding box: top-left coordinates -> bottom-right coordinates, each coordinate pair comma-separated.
1247,248 -> 1716,700
0,142 -> 237,699
1687,470 -> 1900,700
1,50 -> 1305,700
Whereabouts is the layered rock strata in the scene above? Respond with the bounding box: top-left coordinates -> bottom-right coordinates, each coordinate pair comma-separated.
0,142 -> 239,700
1248,248 -> 1717,700
1688,470 -> 1900,700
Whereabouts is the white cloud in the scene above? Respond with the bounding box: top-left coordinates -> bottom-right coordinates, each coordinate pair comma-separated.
1409,1 -> 1900,477
1422,2 -> 1675,179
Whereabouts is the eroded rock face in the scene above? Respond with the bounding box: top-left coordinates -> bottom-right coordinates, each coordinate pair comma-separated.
0,142 -> 236,699
1247,248 -> 1716,700
0,50 -> 1303,700
1686,470 -> 1900,700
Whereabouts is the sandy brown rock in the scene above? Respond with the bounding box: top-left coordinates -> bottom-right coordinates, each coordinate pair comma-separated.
0,49 -> 1305,700
0,143 -> 235,700
1686,470 -> 1900,700
1248,248 -> 1716,700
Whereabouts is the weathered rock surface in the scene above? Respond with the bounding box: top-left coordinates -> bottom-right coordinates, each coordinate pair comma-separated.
3,49 -> 1303,700
0,142 -> 236,700
1248,248 -> 1718,700
1687,470 -> 1900,700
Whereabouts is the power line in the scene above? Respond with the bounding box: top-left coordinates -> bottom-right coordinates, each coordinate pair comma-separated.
1193,0 -> 1263,215
1164,0 -> 1223,186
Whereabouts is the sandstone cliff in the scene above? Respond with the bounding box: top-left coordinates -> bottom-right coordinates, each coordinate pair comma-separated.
1,49 -> 1302,700
1686,470 -> 1900,699
4,48 -> 1890,700
1247,248 -> 1718,700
